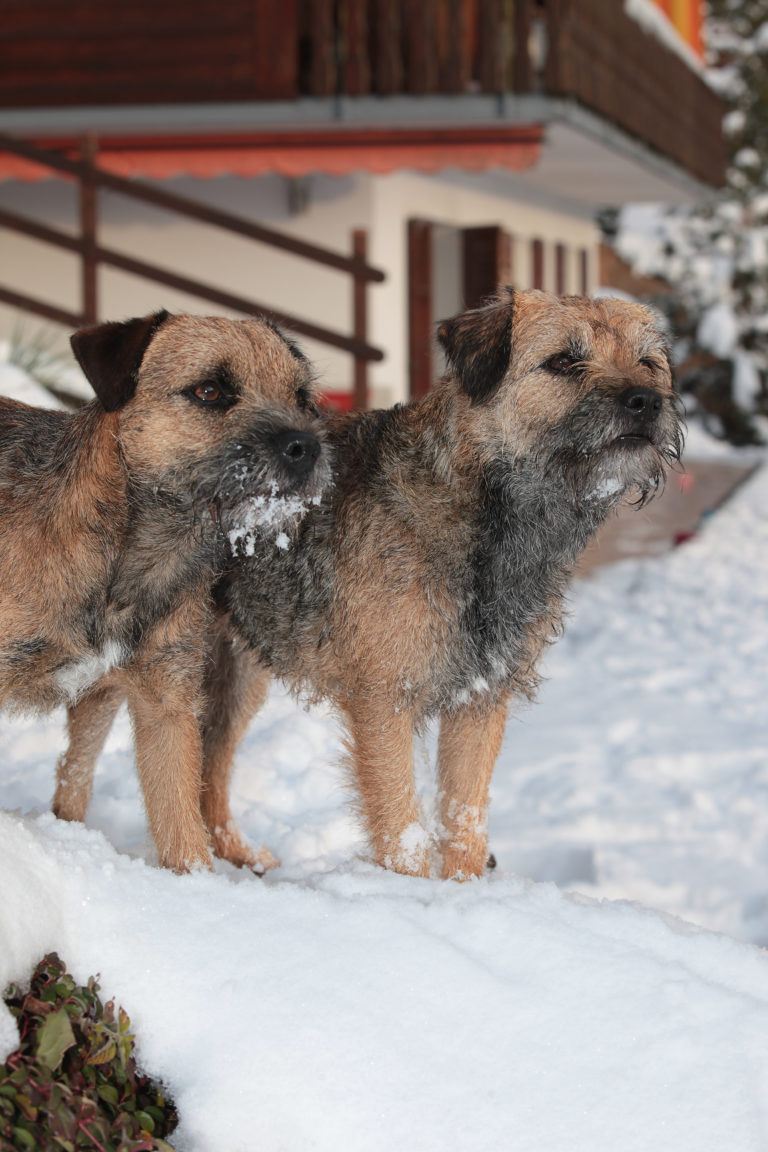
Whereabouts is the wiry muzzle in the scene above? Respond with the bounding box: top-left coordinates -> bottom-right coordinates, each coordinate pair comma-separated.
209,413 -> 332,556
546,377 -> 684,507
208,414 -> 329,504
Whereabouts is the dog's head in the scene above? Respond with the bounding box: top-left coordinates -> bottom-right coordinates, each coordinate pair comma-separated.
71,311 -> 331,546
437,288 -> 683,504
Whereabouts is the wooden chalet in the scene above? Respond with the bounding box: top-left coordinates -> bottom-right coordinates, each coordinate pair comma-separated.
0,0 -> 724,405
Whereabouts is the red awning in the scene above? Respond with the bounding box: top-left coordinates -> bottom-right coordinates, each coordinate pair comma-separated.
0,127 -> 542,181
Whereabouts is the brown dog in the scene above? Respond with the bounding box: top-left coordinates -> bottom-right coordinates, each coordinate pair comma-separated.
220,289 -> 683,879
55,290 -> 683,881
0,311 -> 329,871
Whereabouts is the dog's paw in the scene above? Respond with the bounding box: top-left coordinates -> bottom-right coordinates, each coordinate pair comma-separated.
250,846 -> 281,876
211,823 -> 279,872
379,823 -> 432,877
440,842 -> 488,882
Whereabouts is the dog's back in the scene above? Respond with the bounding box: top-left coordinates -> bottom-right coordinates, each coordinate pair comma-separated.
0,398 -> 126,714
0,396 -> 70,472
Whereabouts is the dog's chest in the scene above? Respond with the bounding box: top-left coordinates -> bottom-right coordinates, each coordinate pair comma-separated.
50,640 -> 127,702
228,510 -> 334,674
443,474 -> 600,709
0,627 -> 126,713
0,506 -> 215,712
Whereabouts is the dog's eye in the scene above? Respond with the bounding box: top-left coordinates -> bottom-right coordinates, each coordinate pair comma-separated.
185,380 -> 236,409
193,382 -> 222,403
545,352 -> 578,375
639,357 -> 657,373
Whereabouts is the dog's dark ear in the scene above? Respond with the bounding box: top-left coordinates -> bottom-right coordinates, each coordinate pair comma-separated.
70,310 -> 170,412
437,292 -> 514,404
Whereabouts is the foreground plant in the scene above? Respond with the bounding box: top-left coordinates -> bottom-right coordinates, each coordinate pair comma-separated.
1,953 -> 176,1151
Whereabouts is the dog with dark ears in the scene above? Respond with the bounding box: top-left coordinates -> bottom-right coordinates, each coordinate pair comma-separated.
52,290 -> 682,880
220,288 -> 683,878
0,310 -> 329,871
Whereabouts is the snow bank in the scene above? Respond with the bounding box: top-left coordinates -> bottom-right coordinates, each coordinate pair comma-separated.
2,369 -> 768,1147
1,811 -> 768,1152
0,357 -> 67,409
495,462 -> 768,945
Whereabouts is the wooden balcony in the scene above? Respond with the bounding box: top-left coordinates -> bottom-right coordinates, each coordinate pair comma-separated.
0,0 -> 725,188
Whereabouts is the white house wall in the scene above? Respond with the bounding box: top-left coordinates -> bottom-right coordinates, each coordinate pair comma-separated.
0,167 -> 598,406
366,169 -> 599,404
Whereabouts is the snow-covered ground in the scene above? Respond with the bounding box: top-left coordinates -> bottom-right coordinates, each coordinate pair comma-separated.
2,362 -> 768,1150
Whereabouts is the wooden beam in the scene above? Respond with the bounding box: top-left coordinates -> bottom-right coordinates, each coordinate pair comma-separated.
79,133 -> 98,325
408,219 -> 433,399
352,229 -> 369,408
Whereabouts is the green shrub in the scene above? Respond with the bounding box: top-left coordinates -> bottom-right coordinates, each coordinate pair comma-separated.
1,953 -> 177,1151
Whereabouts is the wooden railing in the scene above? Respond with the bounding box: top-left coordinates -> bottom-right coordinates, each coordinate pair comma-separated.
298,0 -> 514,96
296,0 -> 725,188
529,0 -> 726,189
0,133 -> 385,408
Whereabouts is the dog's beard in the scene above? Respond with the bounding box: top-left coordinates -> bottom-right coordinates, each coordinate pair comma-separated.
214,446 -> 332,557
542,396 -> 684,510
223,484 -> 324,557
580,436 -> 681,508
142,426 -> 332,553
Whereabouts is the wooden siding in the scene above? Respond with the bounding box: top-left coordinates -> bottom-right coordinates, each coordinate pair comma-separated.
540,0 -> 725,189
0,0 -> 297,105
0,0 -> 725,187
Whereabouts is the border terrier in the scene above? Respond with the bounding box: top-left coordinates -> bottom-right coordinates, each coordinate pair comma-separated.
0,310 -> 329,872
217,289 -> 683,879
54,289 -> 683,881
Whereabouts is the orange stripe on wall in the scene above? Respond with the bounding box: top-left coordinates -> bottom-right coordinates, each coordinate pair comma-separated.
688,0 -> 704,56
671,0 -> 692,42
652,0 -> 703,57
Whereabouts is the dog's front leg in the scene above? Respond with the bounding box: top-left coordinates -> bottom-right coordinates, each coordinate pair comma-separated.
437,696 -> 509,880
53,684 -> 125,823
200,625 -> 277,872
345,700 -> 430,877
127,664 -> 212,872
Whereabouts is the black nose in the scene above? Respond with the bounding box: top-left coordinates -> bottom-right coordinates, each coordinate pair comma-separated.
619,386 -> 662,421
274,429 -> 321,476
